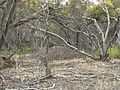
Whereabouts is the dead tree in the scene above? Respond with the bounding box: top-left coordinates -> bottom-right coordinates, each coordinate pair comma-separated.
0,0 -> 19,49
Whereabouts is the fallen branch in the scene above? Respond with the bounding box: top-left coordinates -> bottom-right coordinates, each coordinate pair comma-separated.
37,75 -> 52,81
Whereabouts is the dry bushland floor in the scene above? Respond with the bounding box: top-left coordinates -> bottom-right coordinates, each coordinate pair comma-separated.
0,56 -> 120,90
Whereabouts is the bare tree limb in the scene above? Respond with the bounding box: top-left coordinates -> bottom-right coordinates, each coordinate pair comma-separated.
29,24 -> 96,59
0,74 -> 5,83
83,17 -> 103,34
106,15 -> 120,52
83,24 -> 102,51
102,5 -> 110,42
83,16 -> 105,55
0,0 -> 19,49
11,8 -> 44,27
0,0 -> 6,6
52,18 -> 93,39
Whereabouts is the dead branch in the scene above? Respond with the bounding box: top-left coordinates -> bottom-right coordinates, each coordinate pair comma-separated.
102,5 -> 110,41
0,74 -> 5,83
38,74 -> 52,81
29,24 -> 96,60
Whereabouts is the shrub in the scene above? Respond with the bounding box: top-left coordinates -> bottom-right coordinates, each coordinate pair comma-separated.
18,46 -> 33,54
108,45 -> 120,58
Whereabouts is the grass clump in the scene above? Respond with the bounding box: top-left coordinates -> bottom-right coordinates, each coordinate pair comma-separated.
0,62 -> 4,70
108,45 -> 120,58
91,50 -> 100,59
91,45 -> 120,59
0,49 -> 9,57
18,46 -> 33,54
0,46 -> 33,69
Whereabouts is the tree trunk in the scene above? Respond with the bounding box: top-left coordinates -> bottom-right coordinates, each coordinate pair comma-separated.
75,32 -> 79,48
0,0 -> 19,49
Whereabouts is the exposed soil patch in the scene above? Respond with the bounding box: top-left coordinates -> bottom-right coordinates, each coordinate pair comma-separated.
36,46 -> 84,60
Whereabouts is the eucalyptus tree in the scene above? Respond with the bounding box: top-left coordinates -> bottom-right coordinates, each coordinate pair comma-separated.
34,0 -> 120,60
0,0 -> 120,61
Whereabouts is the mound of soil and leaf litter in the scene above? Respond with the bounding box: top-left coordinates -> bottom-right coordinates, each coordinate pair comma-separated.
37,46 -> 84,60
0,47 -> 120,90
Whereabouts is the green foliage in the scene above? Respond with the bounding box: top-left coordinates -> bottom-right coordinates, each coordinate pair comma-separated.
0,50 -> 9,70
108,46 -> 120,58
0,62 -> 4,70
86,4 -> 117,20
0,50 -> 9,57
0,60 -> 10,70
0,46 -> 33,57
91,50 -> 100,58
18,46 -> 33,54
29,1 -> 39,11
86,5 -> 105,20
91,45 -> 120,59
0,46 -> 33,70
17,0 -> 40,15
59,6 -> 70,16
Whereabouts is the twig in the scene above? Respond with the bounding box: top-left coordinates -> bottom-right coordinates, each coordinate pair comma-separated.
0,74 -> 5,83
38,74 -> 52,81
